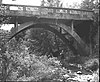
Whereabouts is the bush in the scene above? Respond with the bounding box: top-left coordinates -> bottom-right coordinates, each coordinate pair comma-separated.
0,29 -> 99,82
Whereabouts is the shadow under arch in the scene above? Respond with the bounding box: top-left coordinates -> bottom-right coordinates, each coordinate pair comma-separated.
9,23 -> 78,55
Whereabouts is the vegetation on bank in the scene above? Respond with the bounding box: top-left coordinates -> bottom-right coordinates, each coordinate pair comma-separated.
0,28 -> 99,82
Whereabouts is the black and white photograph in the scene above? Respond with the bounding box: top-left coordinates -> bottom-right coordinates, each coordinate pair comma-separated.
0,0 -> 99,82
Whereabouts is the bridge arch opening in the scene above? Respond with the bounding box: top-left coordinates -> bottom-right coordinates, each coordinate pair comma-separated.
9,23 -> 78,56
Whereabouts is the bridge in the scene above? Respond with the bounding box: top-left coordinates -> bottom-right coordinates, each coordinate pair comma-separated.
0,4 -> 94,56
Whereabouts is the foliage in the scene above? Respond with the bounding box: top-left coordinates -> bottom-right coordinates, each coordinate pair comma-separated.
41,0 -> 63,7
0,28 -> 99,82
0,4 -> 11,27
80,0 -> 99,10
24,28 -> 72,58
0,36 -> 64,81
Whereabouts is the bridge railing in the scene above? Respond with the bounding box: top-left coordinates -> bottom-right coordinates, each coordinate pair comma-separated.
0,4 -> 94,20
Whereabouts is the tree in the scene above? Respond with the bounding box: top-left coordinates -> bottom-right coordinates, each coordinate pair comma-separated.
41,0 -> 62,7
80,0 -> 99,10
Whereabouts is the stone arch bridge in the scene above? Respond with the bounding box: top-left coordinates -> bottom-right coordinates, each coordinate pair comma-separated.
0,4 -> 94,56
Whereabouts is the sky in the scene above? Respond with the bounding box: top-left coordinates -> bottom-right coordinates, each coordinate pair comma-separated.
0,24 -> 14,31
1,0 -> 83,30
2,0 -> 83,7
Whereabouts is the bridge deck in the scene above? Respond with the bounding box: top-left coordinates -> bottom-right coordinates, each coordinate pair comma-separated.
0,4 -> 94,21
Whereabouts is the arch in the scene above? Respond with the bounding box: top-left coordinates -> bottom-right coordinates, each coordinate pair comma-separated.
9,21 -> 89,56
9,22 -> 78,55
